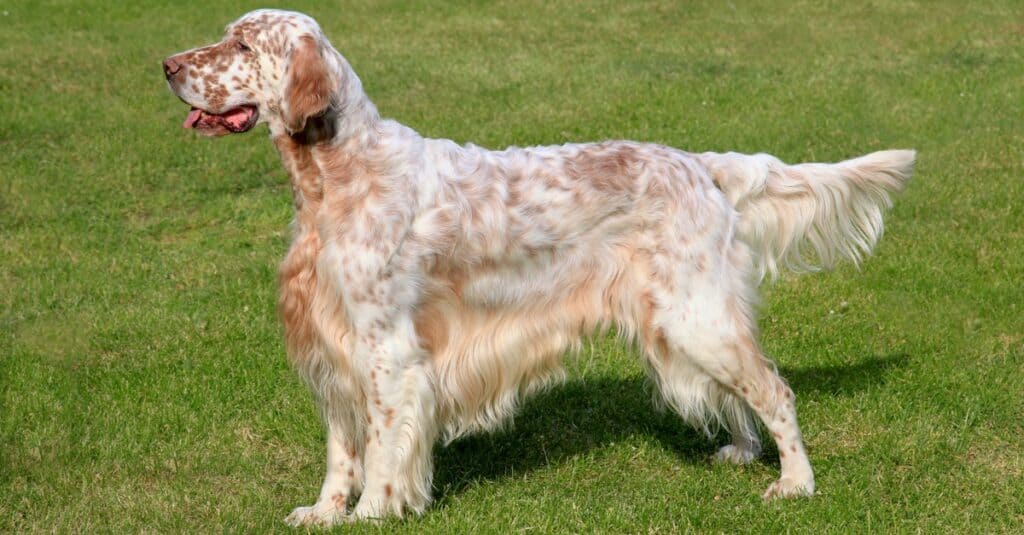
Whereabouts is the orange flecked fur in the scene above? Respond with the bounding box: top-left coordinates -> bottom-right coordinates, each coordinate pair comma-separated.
165,10 -> 914,526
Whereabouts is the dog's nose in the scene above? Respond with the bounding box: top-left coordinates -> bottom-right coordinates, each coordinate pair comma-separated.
163,57 -> 182,80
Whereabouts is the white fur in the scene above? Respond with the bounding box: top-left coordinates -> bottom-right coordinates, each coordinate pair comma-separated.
165,10 -> 914,526
700,150 -> 915,279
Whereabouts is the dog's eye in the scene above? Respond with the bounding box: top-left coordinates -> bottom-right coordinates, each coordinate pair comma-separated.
237,40 -> 252,53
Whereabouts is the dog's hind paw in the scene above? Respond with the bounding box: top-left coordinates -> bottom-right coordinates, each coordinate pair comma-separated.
713,444 -> 760,465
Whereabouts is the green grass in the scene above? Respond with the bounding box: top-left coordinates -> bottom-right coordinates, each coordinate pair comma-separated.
2,0 -> 1022,532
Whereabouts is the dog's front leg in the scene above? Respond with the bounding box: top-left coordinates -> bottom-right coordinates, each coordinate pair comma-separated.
284,417 -> 365,527
343,286 -> 439,520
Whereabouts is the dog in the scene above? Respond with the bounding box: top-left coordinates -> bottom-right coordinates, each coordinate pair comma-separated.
164,9 -> 913,526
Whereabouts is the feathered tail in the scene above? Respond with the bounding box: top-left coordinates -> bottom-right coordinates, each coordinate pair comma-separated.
699,149 -> 915,279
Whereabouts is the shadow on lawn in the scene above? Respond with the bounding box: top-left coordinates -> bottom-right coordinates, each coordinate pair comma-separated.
432,353 -> 907,503
782,353 -> 908,397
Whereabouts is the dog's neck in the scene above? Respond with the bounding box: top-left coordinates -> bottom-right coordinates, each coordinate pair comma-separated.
273,133 -> 323,216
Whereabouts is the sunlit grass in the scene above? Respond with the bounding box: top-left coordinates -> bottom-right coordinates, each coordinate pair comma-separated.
2,1 -> 1022,532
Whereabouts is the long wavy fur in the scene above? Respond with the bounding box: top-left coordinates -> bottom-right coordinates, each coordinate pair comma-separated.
701,150 -> 916,280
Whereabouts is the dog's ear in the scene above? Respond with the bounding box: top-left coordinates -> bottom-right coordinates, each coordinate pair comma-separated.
282,35 -> 334,133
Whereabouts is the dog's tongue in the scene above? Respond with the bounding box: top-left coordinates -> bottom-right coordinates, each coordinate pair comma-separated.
184,108 -> 203,129
183,106 -> 254,130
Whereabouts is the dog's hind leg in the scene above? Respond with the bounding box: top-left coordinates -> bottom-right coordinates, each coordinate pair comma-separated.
641,344 -> 761,464
700,338 -> 815,499
713,397 -> 761,465
645,243 -> 814,498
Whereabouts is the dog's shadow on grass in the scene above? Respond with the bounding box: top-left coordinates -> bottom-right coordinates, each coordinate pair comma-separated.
431,353 -> 907,503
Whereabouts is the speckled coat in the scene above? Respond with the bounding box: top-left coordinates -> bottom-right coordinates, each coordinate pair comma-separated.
164,9 -> 914,526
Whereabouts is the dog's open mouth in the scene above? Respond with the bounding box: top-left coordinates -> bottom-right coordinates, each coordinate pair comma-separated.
183,105 -> 259,136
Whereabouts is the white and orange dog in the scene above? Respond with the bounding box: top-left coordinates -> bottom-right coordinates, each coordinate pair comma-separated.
165,10 -> 913,526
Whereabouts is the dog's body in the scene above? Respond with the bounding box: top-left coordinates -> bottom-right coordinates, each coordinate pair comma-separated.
165,10 -> 914,526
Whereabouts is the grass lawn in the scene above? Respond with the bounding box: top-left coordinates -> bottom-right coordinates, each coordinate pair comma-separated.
2,0 -> 1022,532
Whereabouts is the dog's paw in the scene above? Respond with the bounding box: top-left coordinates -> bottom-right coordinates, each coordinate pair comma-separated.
761,476 -> 815,500
284,504 -> 348,528
713,444 -> 760,465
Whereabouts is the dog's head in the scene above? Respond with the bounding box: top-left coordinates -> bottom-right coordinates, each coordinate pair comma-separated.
163,9 -> 336,137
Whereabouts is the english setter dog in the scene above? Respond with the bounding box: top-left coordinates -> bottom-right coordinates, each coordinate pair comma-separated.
164,10 -> 913,526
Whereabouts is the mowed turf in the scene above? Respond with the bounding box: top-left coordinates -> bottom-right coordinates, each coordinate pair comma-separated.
2,1 -> 1022,532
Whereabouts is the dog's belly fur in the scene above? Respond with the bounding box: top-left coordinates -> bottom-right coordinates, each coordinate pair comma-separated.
421,244 -> 644,440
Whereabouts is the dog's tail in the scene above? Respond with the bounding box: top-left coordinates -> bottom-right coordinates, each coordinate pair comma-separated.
699,149 -> 915,279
